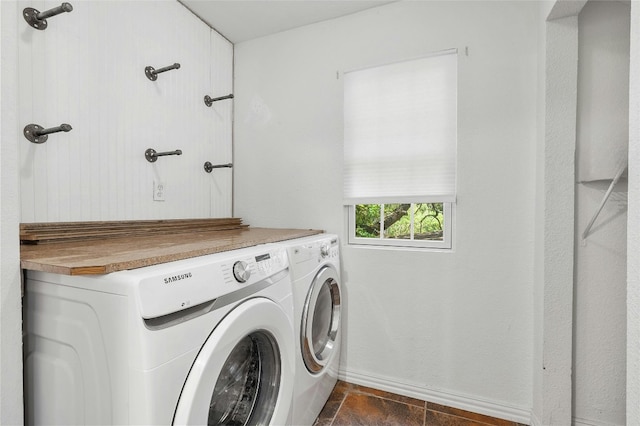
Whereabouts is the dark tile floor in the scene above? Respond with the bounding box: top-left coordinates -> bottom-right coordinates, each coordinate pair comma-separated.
314,381 -> 527,426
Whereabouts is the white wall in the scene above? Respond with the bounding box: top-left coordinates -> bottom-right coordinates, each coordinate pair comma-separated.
576,1 -> 629,183
574,2 -> 629,425
628,2 -> 640,424
18,0 -> 233,222
534,2 -> 632,424
1,2 -> 24,423
234,2 -> 537,421
533,1 -> 548,423
541,16 -> 580,424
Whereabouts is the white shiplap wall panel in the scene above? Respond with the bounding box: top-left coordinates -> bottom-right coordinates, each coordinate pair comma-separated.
18,1 -> 37,221
18,0 -> 233,222
208,30 -> 233,217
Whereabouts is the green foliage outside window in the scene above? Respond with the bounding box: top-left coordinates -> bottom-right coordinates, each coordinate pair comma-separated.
355,203 -> 444,241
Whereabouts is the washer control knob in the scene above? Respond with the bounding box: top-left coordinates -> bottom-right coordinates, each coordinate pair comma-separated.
233,261 -> 251,283
320,243 -> 330,258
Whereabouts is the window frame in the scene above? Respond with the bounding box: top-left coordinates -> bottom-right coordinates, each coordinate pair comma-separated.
348,202 -> 453,250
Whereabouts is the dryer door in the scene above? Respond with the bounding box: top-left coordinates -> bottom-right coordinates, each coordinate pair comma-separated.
301,265 -> 341,373
173,297 -> 294,426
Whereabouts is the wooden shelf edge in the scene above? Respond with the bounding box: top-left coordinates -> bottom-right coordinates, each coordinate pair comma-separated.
21,226 -> 324,276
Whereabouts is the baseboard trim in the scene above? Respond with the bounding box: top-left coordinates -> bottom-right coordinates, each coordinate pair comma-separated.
572,416 -> 624,426
529,410 -> 541,426
338,367 -> 531,425
525,409 -> 621,426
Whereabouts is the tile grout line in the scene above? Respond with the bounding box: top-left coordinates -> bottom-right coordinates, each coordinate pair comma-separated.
422,400 -> 428,426
328,391 -> 349,426
425,408 -> 502,426
351,389 -> 426,409
324,382 -> 516,426
345,389 -> 428,425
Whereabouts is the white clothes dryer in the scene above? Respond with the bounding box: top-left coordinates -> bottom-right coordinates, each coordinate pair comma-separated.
275,234 -> 341,426
24,244 -> 295,426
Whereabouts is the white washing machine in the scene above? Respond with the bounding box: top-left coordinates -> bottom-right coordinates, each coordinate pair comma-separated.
275,234 -> 342,426
24,244 -> 295,425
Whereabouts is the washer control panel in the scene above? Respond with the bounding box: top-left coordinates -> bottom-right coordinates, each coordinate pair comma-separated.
136,246 -> 289,319
232,260 -> 251,283
223,248 -> 288,286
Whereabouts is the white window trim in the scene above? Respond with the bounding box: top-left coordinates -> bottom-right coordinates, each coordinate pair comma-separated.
348,202 -> 453,250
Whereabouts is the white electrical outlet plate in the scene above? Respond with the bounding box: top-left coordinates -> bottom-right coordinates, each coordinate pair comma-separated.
153,181 -> 165,201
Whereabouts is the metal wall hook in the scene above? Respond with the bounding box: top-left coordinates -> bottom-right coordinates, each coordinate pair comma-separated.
145,148 -> 182,163
145,63 -> 180,81
24,123 -> 72,144
204,162 -> 232,173
23,2 -> 73,30
204,94 -> 234,107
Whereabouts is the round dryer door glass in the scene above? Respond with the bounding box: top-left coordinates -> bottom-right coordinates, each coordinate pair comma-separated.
302,266 -> 341,374
208,331 -> 280,426
312,284 -> 333,355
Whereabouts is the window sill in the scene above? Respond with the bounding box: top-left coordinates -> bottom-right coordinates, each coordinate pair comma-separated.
346,241 -> 454,254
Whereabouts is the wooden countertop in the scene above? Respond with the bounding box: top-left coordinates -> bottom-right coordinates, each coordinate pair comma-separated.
21,227 -> 322,275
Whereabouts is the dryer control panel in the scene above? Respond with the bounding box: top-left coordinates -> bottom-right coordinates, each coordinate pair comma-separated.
321,238 -> 339,260
291,237 -> 339,264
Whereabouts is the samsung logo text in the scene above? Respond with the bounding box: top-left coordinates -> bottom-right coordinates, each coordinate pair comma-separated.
163,272 -> 193,284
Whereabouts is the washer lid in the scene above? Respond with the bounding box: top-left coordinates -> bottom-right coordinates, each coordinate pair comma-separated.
173,297 -> 294,425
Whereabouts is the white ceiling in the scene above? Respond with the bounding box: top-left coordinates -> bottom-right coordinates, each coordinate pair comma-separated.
179,0 -> 397,43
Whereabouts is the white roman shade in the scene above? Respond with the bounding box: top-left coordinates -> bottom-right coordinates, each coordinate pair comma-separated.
343,50 -> 457,204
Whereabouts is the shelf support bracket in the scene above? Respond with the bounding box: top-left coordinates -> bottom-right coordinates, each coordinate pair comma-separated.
581,162 -> 627,241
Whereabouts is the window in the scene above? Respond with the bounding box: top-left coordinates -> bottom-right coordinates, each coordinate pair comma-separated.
349,203 -> 452,248
343,50 -> 457,249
